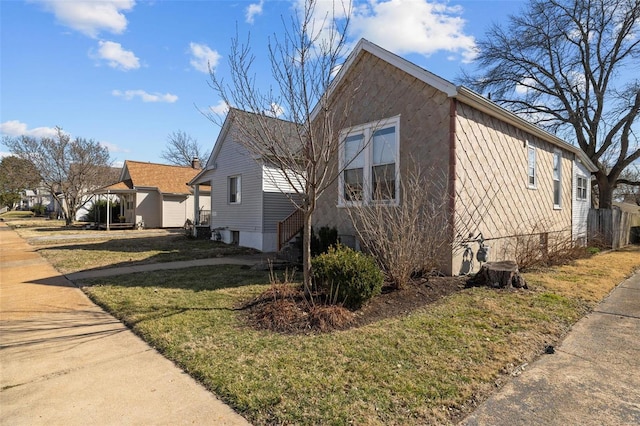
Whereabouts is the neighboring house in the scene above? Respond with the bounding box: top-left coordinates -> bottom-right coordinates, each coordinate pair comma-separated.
312,39 -> 598,275
98,160 -> 210,228
189,109 -> 301,252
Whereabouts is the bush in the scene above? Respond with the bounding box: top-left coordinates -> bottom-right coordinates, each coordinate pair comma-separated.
83,200 -> 121,223
30,204 -> 46,216
312,245 -> 383,309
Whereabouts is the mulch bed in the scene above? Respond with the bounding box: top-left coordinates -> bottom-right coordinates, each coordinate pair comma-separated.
242,276 -> 469,333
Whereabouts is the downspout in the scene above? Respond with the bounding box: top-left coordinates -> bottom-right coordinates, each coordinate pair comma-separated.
448,98 -> 458,275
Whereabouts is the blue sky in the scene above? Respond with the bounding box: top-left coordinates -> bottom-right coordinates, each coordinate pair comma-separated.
0,0 -> 525,167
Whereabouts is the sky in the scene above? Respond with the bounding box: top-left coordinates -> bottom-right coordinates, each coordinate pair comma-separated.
0,0 -> 526,167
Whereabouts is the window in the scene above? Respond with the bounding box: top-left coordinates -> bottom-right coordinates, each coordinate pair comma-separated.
553,151 -> 561,208
339,116 -> 400,205
527,145 -> 537,188
343,134 -> 365,201
229,175 -> 241,204
577,176 -> 588,200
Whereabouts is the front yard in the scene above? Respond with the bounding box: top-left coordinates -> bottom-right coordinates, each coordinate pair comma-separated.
9,219 -> 639,424
78,245 -> 640,425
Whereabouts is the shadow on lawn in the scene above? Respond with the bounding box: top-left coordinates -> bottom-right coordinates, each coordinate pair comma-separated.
35,233 -> 262,273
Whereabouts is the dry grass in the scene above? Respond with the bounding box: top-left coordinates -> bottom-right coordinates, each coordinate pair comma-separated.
82,246 -> 640,425
525,245 -> 640,304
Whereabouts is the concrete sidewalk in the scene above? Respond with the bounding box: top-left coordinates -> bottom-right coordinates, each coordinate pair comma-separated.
0,222 -> 251,426
460,271 -> 640,425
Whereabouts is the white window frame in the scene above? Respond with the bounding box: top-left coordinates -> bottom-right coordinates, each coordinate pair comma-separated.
228,175 -> 241,204
338,116 -> 400,207
527,142 -> 537,189
576,175 -> 588,201
553,150 -> 562,209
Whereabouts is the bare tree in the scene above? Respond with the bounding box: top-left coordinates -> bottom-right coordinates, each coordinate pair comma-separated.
0,156 -> 40,209
161,130 -> 209,167
209,0 -> 352,292
4,127 -> 113,225
463,0 -> 640,209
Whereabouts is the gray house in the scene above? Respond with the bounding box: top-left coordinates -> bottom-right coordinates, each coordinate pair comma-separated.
189,109 -> 301,252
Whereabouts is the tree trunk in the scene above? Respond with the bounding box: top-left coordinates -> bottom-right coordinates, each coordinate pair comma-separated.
474,261 -> 527,289
596,172 -> 614,209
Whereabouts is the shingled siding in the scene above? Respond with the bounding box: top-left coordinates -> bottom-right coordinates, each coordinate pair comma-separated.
453,101 -> 574,274
313,51 -> 452,251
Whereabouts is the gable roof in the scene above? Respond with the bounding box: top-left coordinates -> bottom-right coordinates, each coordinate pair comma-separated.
103,160 -> 201,195
321,39 -> 598,173
189,108 -> 301,185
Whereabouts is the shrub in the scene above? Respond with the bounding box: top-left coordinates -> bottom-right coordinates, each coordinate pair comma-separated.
30,204 -> 46,216
312,245 -> 383,309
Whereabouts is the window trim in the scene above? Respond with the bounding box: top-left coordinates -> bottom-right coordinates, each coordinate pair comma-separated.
553,150 -> 562,209
527,142 -> 537,189
338,115 -> 401,207
228,175 -> 241,204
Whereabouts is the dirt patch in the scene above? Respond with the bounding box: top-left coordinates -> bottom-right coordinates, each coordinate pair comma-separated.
243,276 -> 469,333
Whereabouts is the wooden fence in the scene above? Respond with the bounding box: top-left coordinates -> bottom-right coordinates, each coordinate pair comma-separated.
587,208 -> 633,249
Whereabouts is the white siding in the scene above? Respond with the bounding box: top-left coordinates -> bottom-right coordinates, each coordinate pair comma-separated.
208,134 -> 264,233
262,164 -> 304,193
572,160 -> 591,242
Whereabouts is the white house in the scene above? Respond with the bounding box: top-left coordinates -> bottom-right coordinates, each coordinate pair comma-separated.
189,109 -> 301,252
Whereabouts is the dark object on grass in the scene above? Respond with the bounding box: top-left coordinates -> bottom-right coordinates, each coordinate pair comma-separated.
472,261 -> 528,289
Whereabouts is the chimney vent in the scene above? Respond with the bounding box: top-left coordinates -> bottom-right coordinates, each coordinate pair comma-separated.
191,157 -> 202,169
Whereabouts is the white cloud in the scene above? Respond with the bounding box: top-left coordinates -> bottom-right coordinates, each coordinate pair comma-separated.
189,42 -> 221,73
94,41 -> 140,70
0,120 -> 59,138
350,0 -> 477,62
246,0 -> 264,24
209,100 -> 229,115
515,77 -> 537,95
100,141 -> 129,153
112,89 -> 178,103
32,0 -> 135,38
265,103 -> 285,118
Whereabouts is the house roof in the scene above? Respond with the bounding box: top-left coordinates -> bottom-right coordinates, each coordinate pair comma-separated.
189,108 -> 301,186
321,38 -> 598,173
101,161 -> 201,195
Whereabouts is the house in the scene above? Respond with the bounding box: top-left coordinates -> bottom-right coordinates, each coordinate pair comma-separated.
189,109 -> 301,252
98,160 -> 210,228
312,39 -> 598,275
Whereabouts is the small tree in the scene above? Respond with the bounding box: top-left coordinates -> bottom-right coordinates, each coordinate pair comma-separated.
161,130 -> 210,167
4,127 -> 113,225
0,156 -> 40,209
209,0 -> 352,293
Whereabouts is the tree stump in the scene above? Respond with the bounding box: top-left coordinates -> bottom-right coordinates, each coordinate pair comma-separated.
475,261 -> 527,289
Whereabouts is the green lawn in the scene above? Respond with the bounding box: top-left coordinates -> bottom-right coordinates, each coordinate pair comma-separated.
82,247 -> 640,425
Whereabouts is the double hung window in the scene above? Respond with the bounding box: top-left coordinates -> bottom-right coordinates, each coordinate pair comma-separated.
576,176 -> 588,200
339,116 -> 399,205
527,144 -> 537,188
553,151 -> 562,208
229,175 -> 241,204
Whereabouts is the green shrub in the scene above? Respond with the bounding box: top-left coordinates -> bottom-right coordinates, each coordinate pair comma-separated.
312,245 -> 383,309
30,204 -> 46,216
